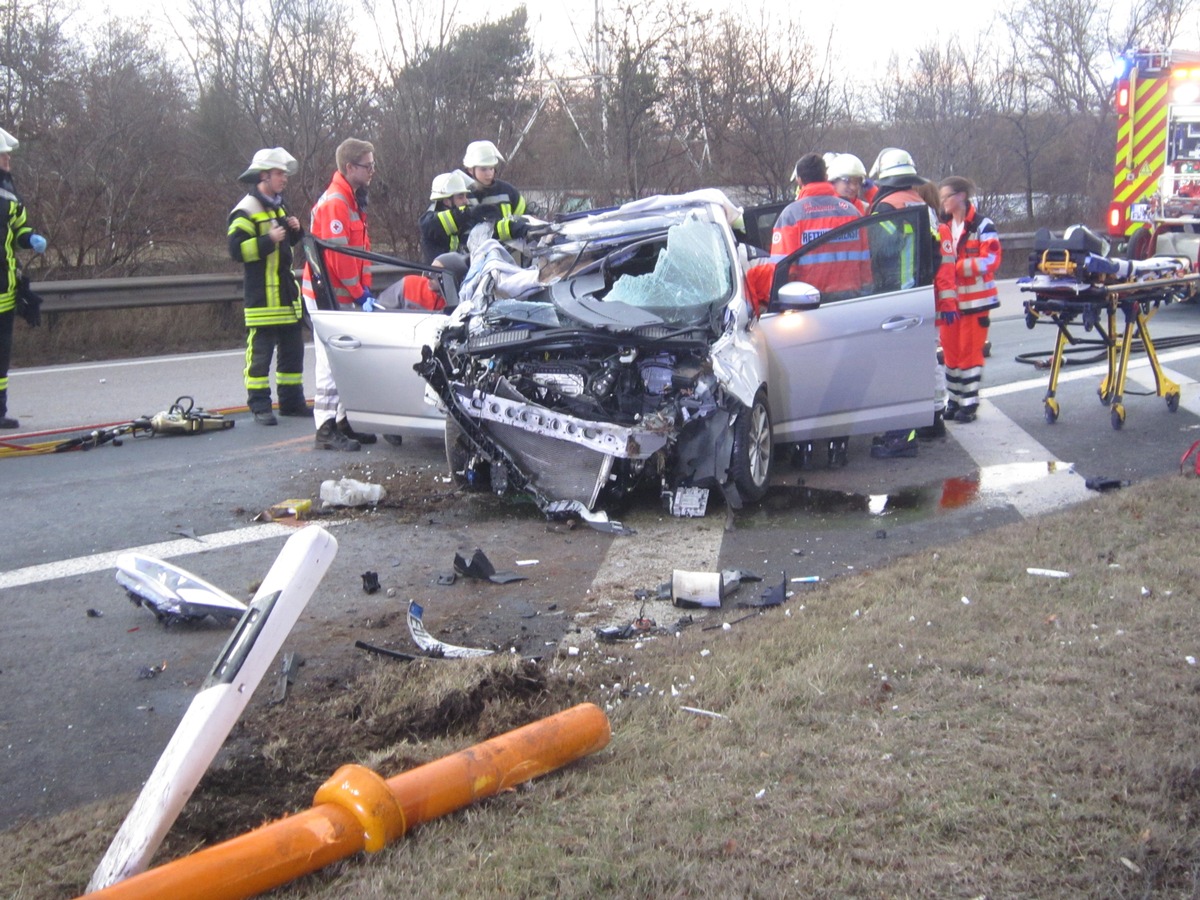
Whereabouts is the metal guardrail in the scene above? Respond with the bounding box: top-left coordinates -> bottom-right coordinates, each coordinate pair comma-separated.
32,238 -> 1039,314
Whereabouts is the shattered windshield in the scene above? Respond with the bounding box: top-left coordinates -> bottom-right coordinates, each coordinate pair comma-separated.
603,214 -> 733,320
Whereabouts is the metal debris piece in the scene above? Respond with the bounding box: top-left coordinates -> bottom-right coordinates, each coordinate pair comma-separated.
269,652 -> 303,705
361,571 -> 381,594
407,600 -> 494,658
544,500 -> 635,535
453,548 -> 526,584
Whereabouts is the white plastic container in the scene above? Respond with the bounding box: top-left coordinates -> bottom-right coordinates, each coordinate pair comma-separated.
320,477 -> 386,507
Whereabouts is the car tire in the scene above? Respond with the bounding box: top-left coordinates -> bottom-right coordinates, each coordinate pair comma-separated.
730,389 -> 772,503
1125,225 -> 1153,260
383,434 -> 403,447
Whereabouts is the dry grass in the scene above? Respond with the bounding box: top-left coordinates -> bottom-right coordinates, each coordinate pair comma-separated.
5,478 -> 1200,898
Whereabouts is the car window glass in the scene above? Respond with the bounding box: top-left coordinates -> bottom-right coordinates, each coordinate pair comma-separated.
603,214 -> 732,322
778,206 -> 933,305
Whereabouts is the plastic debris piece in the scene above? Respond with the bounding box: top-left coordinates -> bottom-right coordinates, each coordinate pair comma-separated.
672,570 -> 723,608
1085,476 -> 1130,492
361,571 -> 381,594
269,498 -> 312,520
86,608 -> 104,618
407,600 -> 493,658
739,573 -> 786,609
320,477 -> 386,507
515,559 -> 540,566
436,572 -> 457,586
453,548 -> 526,584
680,705 -> 728,720
790,575 -> 820,584
544,499 -> 635,535
269,652 -> 303,705
1026,568 -> 1070,578
116,552 -> 247,626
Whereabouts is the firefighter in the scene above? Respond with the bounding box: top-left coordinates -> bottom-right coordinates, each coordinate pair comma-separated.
301,138 -> 379,451
937,175 -> 1002,424
0,127 -> 46,430
770,152 -> 870,299
461,140 -> 528,242
826,153 -> 869,213
419,172 -> 477,264
228,147 -> 306,426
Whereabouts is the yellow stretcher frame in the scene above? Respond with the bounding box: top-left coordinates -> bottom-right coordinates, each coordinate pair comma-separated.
1021,273 -> 1196,429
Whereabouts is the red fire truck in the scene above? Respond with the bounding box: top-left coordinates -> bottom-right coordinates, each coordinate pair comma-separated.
1109,48 -> 1200,264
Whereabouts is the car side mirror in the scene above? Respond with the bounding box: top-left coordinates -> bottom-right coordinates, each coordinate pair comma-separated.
774,281 -> 821,311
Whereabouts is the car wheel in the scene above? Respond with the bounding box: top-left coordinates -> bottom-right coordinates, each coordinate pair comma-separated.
383,434 -> 403,447
730,389 -> 772,503
1125,225 -> 1153,260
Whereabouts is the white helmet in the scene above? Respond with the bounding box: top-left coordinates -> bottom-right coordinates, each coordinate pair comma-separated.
869,147 -> 918,182
430,171 -> 473,200
238,146 -> 298,183
463,140 -> 505,168
0,128 -> 19,154
827,153 -> 867,181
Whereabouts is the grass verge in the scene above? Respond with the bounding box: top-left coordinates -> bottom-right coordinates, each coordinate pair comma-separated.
4,477 -> 1200,897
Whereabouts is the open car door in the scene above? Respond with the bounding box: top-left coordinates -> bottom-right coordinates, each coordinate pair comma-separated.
304,237 -> 454,438
755,205 -> 938,442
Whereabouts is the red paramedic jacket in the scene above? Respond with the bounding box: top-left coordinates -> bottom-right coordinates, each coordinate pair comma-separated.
771,183 -> 871,295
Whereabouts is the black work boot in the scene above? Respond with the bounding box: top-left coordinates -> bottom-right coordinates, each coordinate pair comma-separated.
916,411 -> 946,440
337,418 -> 377,445
253,409 -> 278,426
0,416 -> 18,429
315,419 -> 360,451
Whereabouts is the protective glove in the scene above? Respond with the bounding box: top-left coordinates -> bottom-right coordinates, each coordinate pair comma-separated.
938,310 -> 961,325
29,234 -> 46,254
504,216 -> 529,240
359,288 -> 378,312
15,276 -> 41,328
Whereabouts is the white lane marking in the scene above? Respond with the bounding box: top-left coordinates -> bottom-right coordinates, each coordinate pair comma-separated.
0,523 -> 333,591
947,399 -> 1093,518
1126,366 -> 1200,417
982,346 -> 1200,398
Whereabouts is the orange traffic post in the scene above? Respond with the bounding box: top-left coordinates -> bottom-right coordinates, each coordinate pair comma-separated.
84,702 -> 610,900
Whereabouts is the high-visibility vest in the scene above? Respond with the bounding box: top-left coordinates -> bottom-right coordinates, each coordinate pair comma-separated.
228,191 -> 302,327
472,179 -> 526,240
0,175 -> 33,313
771,183 -> 871,295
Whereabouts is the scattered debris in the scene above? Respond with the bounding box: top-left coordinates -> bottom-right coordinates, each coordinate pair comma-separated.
789,575 -> 820,584
116,552 -> 247,626
738,573 -> 786,609
407,600 -> 494,658
1026,567 -> 1070,578
269,652 -> 303,706
435,572 -> 457,586
86,608 -> 104,618
355,640 -> 422,662
361,571 -> 381,594
266,498 -> 313,521
595,617 -> 658,642
169,527 -> 201,541
137,661 -> 167,680
320,477 -> 386,508
1085,476 -> 1130,492
680,705 -> 728,720
671,569 -> 762,609
453,548 -> 526,584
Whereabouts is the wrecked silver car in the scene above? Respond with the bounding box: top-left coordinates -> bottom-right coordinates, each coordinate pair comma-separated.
308,191 -> 938,524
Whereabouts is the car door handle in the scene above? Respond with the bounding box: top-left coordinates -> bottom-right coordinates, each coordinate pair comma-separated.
327,336 -> 362,350
880,315 -> 922,332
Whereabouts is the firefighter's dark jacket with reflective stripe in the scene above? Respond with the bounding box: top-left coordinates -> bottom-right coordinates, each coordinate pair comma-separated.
419,201 -> 476,264
228,188 -> 303,327
1,171 -> 34,314
472,179 -> 526,241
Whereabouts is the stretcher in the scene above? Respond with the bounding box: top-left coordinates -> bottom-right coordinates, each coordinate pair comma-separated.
1018,226 -> 1198,428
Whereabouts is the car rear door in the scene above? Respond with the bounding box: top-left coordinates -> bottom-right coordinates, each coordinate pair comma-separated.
755,206 -> 937,442
304,238 -> 451,437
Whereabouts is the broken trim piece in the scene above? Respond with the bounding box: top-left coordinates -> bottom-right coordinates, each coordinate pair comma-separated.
407,601 -> 494,658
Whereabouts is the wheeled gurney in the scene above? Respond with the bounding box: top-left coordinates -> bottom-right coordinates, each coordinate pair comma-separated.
1018,226 -> 1197,428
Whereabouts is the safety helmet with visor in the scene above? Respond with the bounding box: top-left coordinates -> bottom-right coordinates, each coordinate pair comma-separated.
462,140 -> 505,169
239,147 -> 298,184
430,171 -> 473,201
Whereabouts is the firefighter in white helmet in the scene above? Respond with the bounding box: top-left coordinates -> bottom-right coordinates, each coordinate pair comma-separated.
419,171 -> 478,264
461,140 -> 528,242
826,153 -> 869,213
